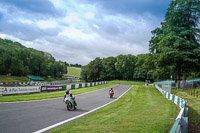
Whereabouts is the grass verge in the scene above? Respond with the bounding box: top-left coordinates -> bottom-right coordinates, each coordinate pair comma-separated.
109,80 -> 145,85
51,85 -> 178,133
172,88 -> 200,132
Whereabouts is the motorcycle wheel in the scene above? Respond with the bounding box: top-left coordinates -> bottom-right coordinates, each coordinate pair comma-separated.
110,94 -> 113,98
67,102 -> 73,111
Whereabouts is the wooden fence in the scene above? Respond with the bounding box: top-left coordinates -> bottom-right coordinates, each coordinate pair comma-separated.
186,89 -> 200,98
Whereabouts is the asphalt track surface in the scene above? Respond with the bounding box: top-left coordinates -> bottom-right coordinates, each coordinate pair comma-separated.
0,84 -> 132,133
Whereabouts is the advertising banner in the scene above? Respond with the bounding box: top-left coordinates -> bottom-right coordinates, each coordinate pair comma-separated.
41,86 -> 62,92
2,86 -> 41,95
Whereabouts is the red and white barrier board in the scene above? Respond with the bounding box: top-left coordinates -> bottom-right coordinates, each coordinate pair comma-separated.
1,86 -> 41,95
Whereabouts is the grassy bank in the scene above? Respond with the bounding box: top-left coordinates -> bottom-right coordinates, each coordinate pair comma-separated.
0,75 -> 29,82
172,88 -> 200,132
67,67 -> 81,78
51,85 -> 178,133
0,83 -> 116,102
109,80 -> 145,85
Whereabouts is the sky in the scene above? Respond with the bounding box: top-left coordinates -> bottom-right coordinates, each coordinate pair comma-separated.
0,0 -> 171,65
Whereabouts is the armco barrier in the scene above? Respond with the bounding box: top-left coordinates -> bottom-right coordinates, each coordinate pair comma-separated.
0,87 -> 3,96
67,81 -> 107,90
155,85 -> 188,133
0,81 -> 107,95
0,80 -> 72,86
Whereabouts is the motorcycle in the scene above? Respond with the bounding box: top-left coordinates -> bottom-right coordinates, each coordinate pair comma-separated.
64,95 -> 77,111
109,91 -> 114,98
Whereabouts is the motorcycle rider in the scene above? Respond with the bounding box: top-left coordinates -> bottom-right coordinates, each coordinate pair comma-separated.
64,90 -> 77,106
64,89 -> 70,100
109,88 -> 114,93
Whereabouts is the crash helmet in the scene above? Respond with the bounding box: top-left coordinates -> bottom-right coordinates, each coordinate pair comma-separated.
66,90 -> 69,95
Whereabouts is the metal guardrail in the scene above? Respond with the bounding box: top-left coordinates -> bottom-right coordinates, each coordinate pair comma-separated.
155,85 -> 188,133
0,81 -> 108,95
0,80 -> 72,86
0,87 -> 3,96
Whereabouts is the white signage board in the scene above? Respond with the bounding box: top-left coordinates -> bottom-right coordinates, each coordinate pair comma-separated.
2,86 -> 41,95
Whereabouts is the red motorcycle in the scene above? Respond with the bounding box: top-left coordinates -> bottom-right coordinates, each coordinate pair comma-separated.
109,91 -> 114,98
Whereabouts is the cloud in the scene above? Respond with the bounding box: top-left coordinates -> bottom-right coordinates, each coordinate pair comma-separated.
0,0 -> 171,65
0,0 -> 64,18
0,19 -> 61,41
78,0 -> 171,17
37,20 -> 58,29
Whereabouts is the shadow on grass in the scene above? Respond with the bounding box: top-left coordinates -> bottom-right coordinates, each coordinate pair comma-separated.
188,107 -> 200,133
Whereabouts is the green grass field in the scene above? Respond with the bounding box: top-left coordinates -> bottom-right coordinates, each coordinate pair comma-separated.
172,88 -> 200,132
67,67 -> 81,78
51,85 -> 178,133
0,75 -> 29,82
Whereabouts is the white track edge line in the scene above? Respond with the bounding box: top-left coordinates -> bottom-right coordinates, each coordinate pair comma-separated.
33,85 -> 133,133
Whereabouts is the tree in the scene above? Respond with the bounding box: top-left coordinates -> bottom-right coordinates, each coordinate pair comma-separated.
133,54 -> 154,81
100,57 -> 119,80
88,57 -> 102,81
0,38 -> 68,77
81,65 -> 89,81
115,54 -> 136,80
149,0 -> 200,88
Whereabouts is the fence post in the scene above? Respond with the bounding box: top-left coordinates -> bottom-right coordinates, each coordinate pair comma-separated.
189,89 -> 190,95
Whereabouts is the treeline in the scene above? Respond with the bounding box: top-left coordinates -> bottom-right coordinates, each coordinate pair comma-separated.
0,39 -> 67,77
81,0 -> 200,84
81,54 -> 153,82
69,64 -> 82,68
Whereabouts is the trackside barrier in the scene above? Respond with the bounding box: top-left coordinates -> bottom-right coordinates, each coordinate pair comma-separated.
68,81 -> 107,90
0,81 -> 107,95
155,85 -> 188,133
0,87 -> 3,96
1,86 -> 41,95
0,80 -> 72,86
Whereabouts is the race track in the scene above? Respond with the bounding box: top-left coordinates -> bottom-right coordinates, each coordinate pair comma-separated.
0,85 -> 132,133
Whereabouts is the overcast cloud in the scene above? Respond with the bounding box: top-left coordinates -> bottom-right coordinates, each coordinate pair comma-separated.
0,0 -> 171,65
